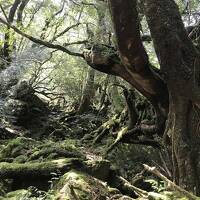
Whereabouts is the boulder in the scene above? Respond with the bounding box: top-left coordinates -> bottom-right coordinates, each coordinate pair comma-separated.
54,170 -> 135,200
3,99 -> 29,124
3,80 -> 48,125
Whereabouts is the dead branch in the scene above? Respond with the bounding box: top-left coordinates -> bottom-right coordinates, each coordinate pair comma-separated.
143,164 -> 199,200
117,176 -> 148,197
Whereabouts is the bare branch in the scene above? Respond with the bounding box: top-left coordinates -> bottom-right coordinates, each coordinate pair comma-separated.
51,23 -> 81,42
0,4 -> 9,22
40,0 -> 66,39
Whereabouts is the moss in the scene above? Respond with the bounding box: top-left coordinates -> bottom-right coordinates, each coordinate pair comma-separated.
3,189 -> 29,199
27,139 -> 85,162
85,159 -> 111,180
0,180 -> 12,197
0,137 -> 84,164
0,158 -> 84,179
0,137 -> 40,162
14,155 -> 27,163
0,188 -> 56,200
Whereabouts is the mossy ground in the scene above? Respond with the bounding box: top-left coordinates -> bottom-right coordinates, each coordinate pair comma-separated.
0,113 -> 196,200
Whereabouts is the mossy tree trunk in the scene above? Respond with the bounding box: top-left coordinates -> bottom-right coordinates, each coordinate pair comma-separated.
2,0 -> 29,66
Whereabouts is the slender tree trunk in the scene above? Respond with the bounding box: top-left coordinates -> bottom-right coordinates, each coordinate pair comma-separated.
77,67 -> 95,114
98,75 -> 110,111
109,76 -> 124,114
2,0 -> 29,66
123,88 -> 138,130
3,0 -> 21,64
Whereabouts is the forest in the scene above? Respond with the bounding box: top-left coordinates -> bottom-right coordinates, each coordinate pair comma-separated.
0,0 -> 200,199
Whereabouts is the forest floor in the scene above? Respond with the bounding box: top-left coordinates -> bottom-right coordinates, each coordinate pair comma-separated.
0,103 -> 196,200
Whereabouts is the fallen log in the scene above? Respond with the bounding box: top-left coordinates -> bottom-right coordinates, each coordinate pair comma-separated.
0,158 -> 84,179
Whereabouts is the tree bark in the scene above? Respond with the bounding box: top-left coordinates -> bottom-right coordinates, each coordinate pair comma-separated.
2,0 -> 29,65
84,0 -> 169,132
109,76 -> 124,113
77,67 -> 95,114
86,0 -> 200,194
142,0 -> 200,194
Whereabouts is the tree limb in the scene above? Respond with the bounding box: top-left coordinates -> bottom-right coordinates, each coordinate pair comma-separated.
0,17 -> 84,58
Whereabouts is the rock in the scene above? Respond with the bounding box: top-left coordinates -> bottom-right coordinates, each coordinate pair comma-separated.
0,187 -> 53,200
0,137 -> 85,163
10,80 -> 34,101
0,189 -> 29,200
85,159 -> 111,181
3,80 -> 48,125
3,99 -> 29,124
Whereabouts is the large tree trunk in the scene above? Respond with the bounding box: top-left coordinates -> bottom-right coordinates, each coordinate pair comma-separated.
142,0 -> 200,194
84,0 -> 200,195
165,95 -> 200,194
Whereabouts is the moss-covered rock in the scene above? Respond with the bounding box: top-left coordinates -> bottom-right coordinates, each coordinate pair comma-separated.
54,170 -> 110,200
85,159 -> 111,181
54,170 -> 137,200
0,180 -> 12,197
28,140 -> 85,162
0,158 -> 84,179
0,189 -> 30,200
3,80 -> 49,126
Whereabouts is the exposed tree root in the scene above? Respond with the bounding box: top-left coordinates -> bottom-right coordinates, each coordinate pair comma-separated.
106,124 -> 162,154
82,114 -> 120,144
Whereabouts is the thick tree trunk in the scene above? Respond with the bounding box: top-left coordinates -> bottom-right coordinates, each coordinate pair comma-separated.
166,96 -> 200,194
142,0 -> 200,194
